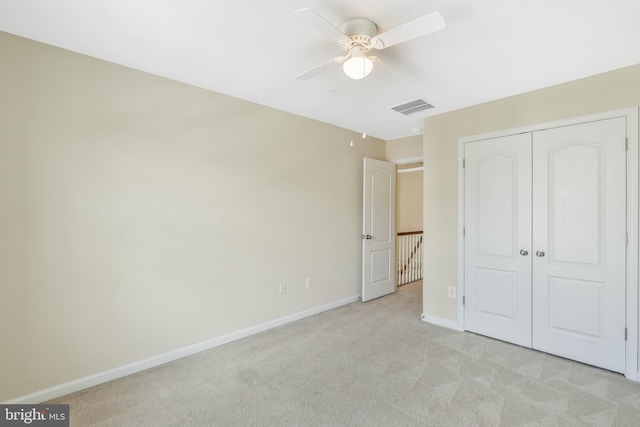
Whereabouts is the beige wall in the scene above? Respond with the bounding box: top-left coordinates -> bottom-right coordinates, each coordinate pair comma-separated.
388,134 -> 423,234
386,134 -> 422,161
387,134 -> 423,234
0,32 -> 386,402
422,64 -> 640,326
396,171 -> 423,233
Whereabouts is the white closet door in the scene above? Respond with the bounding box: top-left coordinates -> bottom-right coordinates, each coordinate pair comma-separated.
532,117 -> 627,373
464,133 -> 532,347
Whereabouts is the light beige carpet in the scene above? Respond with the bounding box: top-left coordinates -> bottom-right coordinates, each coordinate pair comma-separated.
49,281 -> 640,426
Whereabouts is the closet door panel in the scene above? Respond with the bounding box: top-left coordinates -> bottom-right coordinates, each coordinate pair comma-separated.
464,133 -> 532,347
532,117 -> 626,373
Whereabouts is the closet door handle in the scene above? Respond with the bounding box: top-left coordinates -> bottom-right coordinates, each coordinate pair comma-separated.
519,249 -> 528,256
536,250 -> 546,257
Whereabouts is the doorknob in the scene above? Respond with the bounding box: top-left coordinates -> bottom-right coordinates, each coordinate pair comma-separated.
519,249 -> 529,256
361,235 -> 373,240
536,250 -> 546,257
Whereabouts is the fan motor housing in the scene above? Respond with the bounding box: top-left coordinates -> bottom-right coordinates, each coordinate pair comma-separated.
340,18 -> 377,38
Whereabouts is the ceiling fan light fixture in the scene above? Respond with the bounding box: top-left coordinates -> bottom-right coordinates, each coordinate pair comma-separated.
343,46 -> 373,80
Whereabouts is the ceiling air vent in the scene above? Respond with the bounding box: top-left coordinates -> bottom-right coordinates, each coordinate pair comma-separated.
390,99 -> 435,116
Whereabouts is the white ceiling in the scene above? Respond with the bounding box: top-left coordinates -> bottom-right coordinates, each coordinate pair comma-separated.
1,0 -> 639,140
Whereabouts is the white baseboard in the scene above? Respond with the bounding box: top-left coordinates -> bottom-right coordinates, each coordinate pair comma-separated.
420,314 -> 464,332
4,294 -> 361,404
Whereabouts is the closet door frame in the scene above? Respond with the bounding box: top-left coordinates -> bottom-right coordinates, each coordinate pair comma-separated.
457,107 -> 639,381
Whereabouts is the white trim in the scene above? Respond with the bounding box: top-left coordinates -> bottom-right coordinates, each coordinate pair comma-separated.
457,137 -> 466,330
459,108 -> 638,144
397,166 -> 423,173
458,107 -> 639,382
3,294 -> 361,404
390,156 -> 423,164
421,314 -> 464,331
625,108 -> 639,381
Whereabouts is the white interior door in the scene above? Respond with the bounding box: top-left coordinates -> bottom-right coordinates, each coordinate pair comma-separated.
532,118 -> 627,373
464,133 -> 533,347
362,158 -> 396,302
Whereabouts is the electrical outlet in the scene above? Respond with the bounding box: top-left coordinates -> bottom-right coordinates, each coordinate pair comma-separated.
306,277 -> 312,288
279,282 -> 286,294
447,286 -> 457,298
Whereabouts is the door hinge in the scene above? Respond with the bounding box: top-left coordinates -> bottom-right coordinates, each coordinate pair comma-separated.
463,227 -> 466,237
625,328 -> 628,341
626,137 -> 629,151
462,159 -> 466,168
462,296 -> 465,306
626,233 -> 629,245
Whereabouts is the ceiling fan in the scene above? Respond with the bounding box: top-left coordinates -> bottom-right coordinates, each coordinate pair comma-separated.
295,8 -> 445,80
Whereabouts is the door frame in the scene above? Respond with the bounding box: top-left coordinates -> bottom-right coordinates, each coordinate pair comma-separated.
393,156 -> 424,287
457,107 -> 639,381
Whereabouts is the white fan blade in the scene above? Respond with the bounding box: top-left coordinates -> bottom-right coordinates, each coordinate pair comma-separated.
296,56 -> 344,80
295,8 -> 350,45
371,11 -> 445,49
